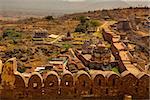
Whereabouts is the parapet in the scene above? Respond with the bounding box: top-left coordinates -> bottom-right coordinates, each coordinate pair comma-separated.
0,70 -> 149,99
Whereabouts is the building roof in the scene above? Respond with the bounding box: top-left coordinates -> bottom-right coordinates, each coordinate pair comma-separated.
112,36 -> 120,43
34,29 -> 48,33
49,61 -> 64,65
124,63 -> 141,76
119,51 -> 130,61
35,67 -> 45,72
114,42 -> 126,51
127,44 -> 136,51
83,54 -> 92,61
48,34 -> 59,38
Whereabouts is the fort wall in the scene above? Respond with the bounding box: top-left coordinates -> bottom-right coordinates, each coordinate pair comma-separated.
0,70 -> 149,99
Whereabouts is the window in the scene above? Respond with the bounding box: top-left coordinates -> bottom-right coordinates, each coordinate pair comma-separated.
65,81 -> 69,86
49,82 -> 54,87
33,83 -> 38,88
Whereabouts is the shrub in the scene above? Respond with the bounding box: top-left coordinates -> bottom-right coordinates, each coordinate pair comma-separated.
112,67 -> 120,74
63,44 -> 72,50
79,16 -> 87,24
48,57 -> 52,61
75,18 -> 100,33
75,24 -> 87,33
3,29 -> 22,39
90,20 -> 100,27
17,67 -> 26,73
45,16 -> 54,20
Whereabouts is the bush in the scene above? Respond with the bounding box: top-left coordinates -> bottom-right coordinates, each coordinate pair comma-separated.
45,16 -> 54,20
63,44 -> 72,50
112,67 -> 120,74
17,67 -> 26,73
3,29 -> 22,39
90,20 -> 100,27
75,17 -> 100,33
79,16 -> 87,24
48,57 -> 52,61
75,24 -> 87,33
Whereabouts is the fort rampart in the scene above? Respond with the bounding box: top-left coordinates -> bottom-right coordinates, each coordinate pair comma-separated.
0,70 -> 149,99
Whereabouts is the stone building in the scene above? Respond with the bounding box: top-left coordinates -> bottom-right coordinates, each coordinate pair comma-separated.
33,29 -> 48,38
91,43 -> 111,64
117,19 -> 131,31
82,40 -> 93,54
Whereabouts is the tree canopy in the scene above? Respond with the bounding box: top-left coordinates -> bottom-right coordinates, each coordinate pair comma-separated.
3,30 -> 22,39
75,16 -> 100,33
45,16 -> 54,20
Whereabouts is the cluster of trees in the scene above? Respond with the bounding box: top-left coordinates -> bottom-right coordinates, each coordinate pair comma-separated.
3,29 -> 22,39
2,29 -> 22,44
75,16 -> 100,33
44,16 -> 54,21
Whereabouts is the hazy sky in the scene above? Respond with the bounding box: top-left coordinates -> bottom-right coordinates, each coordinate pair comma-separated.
0,0 -> 149,16
63,0 -> 146,1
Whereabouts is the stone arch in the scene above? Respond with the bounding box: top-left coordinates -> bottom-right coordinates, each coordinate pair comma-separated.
75,70 -> 92,96
121,71 -> 138,96
28,72 -> 43,98
44,71 -> 59,97
106,72 -> 121,97
91,71 -> 106,96
107,72 -> 121,87
60,71 -> 74,97
136,72 -> 150,98
14,72 -> 26,99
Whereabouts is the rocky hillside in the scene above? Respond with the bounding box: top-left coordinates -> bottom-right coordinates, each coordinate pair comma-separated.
60,7 -> 149,21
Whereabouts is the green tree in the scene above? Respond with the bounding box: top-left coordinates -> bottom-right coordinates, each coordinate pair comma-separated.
75,24 -> 87,33
3,30 -> 21,38
90,20 -> 100,27
45,16 -> 54,20
79,16 -> 87,24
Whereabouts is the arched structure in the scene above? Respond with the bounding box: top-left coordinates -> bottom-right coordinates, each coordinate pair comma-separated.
106,72 -> 121,97
44,71 -> 59,97
28,72 -> 43,98
91,71 -> 106,96
136,72 -> 150,99
121,71 -> 138,96
14,72 -> 26,99
75,70 -> 92,96
60,71 -> 74,97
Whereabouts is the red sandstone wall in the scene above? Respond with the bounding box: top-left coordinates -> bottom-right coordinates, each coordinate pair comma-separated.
0,70 -> 149,99
102,28 -> 127,73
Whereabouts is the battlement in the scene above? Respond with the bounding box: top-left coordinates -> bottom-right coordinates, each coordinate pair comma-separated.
0,70 -> 149,99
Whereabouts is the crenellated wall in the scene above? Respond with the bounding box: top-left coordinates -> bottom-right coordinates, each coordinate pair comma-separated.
0,70 -> 149,99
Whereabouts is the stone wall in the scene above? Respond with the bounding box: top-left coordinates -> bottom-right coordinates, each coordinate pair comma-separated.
102,28 -> 127,73
0,70 -> 149,99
